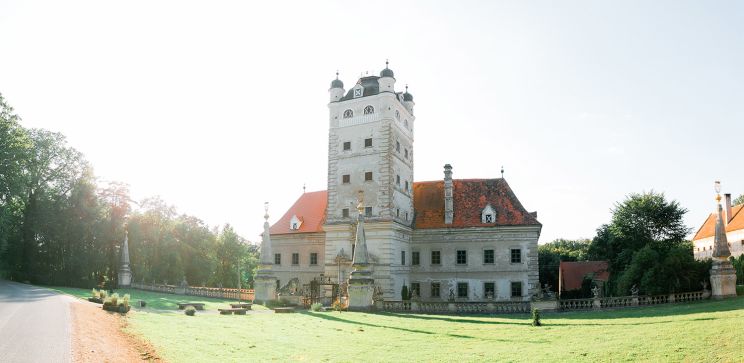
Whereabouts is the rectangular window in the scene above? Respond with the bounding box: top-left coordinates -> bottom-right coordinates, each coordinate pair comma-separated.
404,148 -> 408,159
412,251 -> 420,265
431,282 -> 440,298
364,138 -> 372,147
342,208 -> 349,218
457,282 -> 468,298
431,250 -> 441,265
396,175 -> 400,185
484,249 -> 494,264
456,250 -> 467,265
365,206 -> 372,217
292,253 -> 299,265
274,253 -> 281,265
405,211 -> 408,221
484,282 -> 495,298
511,281 -> 522,298
411,282 -> 420,297
396,208 -> 400,217
310,253 -> 318,265
365,171 -> 373,181
343,141 -> 351,151
404,181 -> 409,191
511,248 -> 522,263
342,174 -> 350,184
401,250 -> 406,265
396,141 -> 400,152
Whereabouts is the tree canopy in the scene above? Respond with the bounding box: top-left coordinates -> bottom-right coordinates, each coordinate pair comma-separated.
588,192 -> 709,295
0,93 -> 258,288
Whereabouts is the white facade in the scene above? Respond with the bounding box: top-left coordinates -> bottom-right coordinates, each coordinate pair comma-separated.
267,66 -> 541,302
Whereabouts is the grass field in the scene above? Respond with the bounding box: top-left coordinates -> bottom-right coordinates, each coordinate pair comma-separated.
122,295 -> 743,362
47,286 -> 266,311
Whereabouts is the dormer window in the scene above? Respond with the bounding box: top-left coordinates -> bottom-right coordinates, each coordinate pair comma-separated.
353,85 -> 364,98
289,215 -> 303,230
343,109 -> 353,118
481,204 -> 496,224
364,105 -> 374,115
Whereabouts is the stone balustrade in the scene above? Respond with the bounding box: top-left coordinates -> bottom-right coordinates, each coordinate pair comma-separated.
131,282 -> 254,301
377,300 -> 530,314
558,290 -> 710,312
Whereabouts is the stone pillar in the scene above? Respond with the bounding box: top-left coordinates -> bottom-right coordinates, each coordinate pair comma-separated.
709,194 -> 738,299
347,194 -> 375,311
254,203 -> 277,303
118,230 -> 132,287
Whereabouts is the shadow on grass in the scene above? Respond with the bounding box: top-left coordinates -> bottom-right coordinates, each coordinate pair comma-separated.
548,297 -> 744,321
374,312 -> 530,325
301,311 -> 552,344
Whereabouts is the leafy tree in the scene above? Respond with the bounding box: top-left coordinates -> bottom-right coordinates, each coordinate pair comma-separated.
588,192 -> 709,295
733,194 -> 744,206
538,238 -> 590,289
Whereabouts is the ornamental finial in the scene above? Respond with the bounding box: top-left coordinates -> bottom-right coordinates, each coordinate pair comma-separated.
385,59 -> 389,68
264,202 -> 269,220
335,70 -> 339,79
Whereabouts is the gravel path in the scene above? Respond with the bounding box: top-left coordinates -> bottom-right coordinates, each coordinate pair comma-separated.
0,280 -> 76,363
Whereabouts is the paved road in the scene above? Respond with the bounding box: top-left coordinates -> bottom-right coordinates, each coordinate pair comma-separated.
0,280 -> 74,363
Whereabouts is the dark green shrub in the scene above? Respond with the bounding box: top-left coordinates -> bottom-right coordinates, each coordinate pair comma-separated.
401,285 -> 409,301
532,308 -> 542,327
185,305 -> 196,316
310,302 -> 323,312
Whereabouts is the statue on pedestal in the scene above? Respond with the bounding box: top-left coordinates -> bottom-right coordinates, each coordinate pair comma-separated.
118,228 -> 132,287
254,202 -> 278,303
347,192 -> 375,311
709,181 -> 737,299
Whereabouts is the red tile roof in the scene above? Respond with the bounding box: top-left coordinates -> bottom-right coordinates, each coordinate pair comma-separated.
269,178 -> 540,234
269,191 -> 328,235
692,204 -> 744,240
413,179 -> 541,229
559,261 -> 610,292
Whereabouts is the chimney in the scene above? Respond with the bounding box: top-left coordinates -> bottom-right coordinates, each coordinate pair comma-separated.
444,164 -> 453,224
724,193 -> 732,224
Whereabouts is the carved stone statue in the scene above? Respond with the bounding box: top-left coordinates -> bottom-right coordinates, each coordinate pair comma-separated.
448,289 -> 455,301
591,285 -> 600,298
630,284 -> 639,296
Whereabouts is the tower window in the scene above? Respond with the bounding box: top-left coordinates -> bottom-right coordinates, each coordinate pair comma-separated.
342,208 -> 349,218
396,141 -> 400,152
511,248 -> 522,263
405,211 -> 408,221
365,172 -> 373,181
396,208 -> 400,217
343,109 -> 353,118
343,141 -> 351,151
431,250 -> 441,265
431,282 -> 440,298
511,281 -> 522,298
484,249 -> 494,264
395,110 -> 400,120
342,174 -> 350,184
457,250 -> 467,265
364,105 -> 374,115
365,207 -> 372,217
396,175 -> 400,185
401,251 -> 406,265
404,148 -> 408,159
404,181 -> 409,191
364,138 -> 372,147
457,282 -> 468,298
404,119 -> 409,128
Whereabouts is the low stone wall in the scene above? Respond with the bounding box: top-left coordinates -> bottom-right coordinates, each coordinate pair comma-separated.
377,300 -> 531,314
558,290 -> 710,312
376,290 -> 711,315
131,282 -> 255,301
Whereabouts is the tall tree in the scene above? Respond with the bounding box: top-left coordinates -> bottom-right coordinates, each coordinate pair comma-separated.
538,238 -> 590,289
733,194 -> 744,206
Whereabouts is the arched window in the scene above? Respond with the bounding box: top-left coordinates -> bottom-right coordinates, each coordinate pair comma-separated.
343,109 -> 353,118
364,105 -> 374,115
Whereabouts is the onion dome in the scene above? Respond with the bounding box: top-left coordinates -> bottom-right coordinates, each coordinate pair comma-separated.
380,59 -> 394,78
403,84 -> 413,101
330,71 -> 344,89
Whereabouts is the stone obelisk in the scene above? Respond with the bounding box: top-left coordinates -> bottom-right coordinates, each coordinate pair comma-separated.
118,230 -> 132,287
710,184 -> 737,298
347,193 -> 375,310
254,202 -> 277,303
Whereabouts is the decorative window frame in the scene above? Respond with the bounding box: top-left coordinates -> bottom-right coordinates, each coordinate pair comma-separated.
364,105 -> 374,115
343,109 -> 353,118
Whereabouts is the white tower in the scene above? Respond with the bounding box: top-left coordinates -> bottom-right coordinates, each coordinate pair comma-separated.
324,62 -> 416,299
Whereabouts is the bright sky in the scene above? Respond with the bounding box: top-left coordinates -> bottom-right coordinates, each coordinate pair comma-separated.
1,1 -> 742,244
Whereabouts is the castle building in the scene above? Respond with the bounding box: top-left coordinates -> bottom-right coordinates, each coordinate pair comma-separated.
692,193 -> 744,260
267,64 -> 541,301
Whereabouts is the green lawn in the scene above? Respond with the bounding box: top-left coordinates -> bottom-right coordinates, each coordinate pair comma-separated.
47,286 -> 266,311
124,296 -> 744,362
